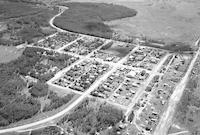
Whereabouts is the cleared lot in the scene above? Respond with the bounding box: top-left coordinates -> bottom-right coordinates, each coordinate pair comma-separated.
0,46 -> 23,63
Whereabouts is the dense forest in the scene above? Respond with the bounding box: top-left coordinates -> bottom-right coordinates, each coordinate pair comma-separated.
58,99 -> 125,135
0,47 -> 75,127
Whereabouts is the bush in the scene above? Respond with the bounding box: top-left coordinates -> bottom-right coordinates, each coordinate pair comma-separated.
101,41 -> 113,50
60,99 -> 124,133
31,126 -> 62,135
43,92 -> 74,112
163,44 -> 193,52
0,116 -> 9,127
29,82 -> 48,97
0,97 -> 40,125
143,40 -> 193,53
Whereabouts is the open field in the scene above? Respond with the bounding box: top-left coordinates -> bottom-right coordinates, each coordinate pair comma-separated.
0,46 -> 23,63
71,0 -> 200,44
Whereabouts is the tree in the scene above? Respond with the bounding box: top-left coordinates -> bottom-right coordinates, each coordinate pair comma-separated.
0,115 -> 9,127
0,98 -> 40,124
29,82 -> 48,97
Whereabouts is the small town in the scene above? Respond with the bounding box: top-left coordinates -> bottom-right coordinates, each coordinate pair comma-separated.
25,30 -> 193,135
1,0 -> 200,135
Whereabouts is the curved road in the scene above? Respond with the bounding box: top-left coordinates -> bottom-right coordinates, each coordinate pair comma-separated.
0,6 -> 76,134
49,6 -> 68,32
0,6 -> 134,134
1,5 -> 199,134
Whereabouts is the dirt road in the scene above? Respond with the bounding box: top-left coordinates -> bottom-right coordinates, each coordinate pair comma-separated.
154,38 -> 200,135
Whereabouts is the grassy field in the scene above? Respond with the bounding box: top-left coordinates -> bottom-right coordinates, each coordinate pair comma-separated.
71,0 -> 200,45
0,46 -> 23,63
54,2 -> 137,39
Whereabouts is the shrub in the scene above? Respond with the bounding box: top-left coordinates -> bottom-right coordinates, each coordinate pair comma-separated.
59,99 -> 124,133
43,92 -> 74,112
29,82 -> 48,97
0,97 -> 40,125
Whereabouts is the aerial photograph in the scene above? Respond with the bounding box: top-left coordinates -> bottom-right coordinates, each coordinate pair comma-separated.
0,0 -> 200,135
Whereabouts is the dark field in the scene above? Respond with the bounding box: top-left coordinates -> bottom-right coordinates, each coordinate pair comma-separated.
101,41 -> 134,58
54,2 -> 137,39
0,0 -> 44,20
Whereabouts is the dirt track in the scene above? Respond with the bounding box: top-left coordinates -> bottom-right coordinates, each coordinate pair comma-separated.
154,38 -> 200,135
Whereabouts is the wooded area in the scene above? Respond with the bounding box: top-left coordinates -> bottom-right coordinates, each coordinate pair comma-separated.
59,99 -> 124,134
0,47 -> 75,127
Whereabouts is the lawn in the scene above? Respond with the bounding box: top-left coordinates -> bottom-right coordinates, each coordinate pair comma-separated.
54,2 -> 137,39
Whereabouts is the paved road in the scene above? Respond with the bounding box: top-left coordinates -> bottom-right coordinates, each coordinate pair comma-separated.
154,38 -> 200,135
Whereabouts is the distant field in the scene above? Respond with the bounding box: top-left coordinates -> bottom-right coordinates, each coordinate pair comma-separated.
0,0 -> 43,20
54,2 -> 137,39
0,46 -> 23,63
71,0 -> 200,44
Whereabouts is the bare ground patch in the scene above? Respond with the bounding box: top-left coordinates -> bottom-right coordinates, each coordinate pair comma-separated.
0,46 -> 24,63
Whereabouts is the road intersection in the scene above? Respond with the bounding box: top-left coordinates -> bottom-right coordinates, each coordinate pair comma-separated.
0,6 -> 199,135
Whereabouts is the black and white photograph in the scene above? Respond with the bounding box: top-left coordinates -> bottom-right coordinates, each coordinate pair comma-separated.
0,0 -> 200,135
